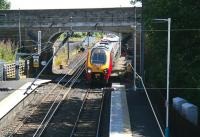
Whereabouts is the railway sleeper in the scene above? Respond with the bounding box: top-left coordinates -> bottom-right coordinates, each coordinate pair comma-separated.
73,133 -> 95,137
84,100 -> 101,104
88,90 -> 103,93
78,116 -> 99,120
78,119 -> 97,122
76,126 -> 97,130
78,119 -> 98,123
83,104 -> 99,109
73,130 -> 97,135
83,107 -> 101,111
77,121 -> 97,126
80,114 -> 99,118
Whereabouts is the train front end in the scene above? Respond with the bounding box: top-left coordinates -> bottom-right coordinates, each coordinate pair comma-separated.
86,47 -> 112,83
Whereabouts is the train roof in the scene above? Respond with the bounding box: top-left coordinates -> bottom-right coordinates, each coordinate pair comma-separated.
92,42 -> 113,51
90,34 -> 119,52
102,34 -> 119,42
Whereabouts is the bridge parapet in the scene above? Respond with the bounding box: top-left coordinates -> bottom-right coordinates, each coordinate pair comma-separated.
0,7 -> 141,33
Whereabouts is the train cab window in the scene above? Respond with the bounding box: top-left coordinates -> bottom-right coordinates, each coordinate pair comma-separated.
91,49 -> 106,65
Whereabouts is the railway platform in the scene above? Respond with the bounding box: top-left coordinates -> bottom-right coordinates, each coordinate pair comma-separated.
127,91 -> 163,137
110,83 -> 163,137
0,78 -> 51,128
110,83 -> 132,137
0,78 -> 35,101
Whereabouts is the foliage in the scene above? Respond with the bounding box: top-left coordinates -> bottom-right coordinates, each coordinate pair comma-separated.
73,32 -> 87,38
143,0 -> 200,103
130,0 -> 141,5
53,32 -> 103,68
54,54 -> 64,66
69,32 -> 86,42
93,32 -> 104,41
0,40 -> 15,63
0,0 -> 10,9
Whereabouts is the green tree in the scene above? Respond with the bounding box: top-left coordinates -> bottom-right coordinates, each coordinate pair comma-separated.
130,0 -> 141,5
142,0 -> 200,103
0,0 -> 10,9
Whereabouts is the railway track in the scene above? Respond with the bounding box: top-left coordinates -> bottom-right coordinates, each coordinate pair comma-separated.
0,82 -> 62,137
70,89 -> 104,137
1,85 -> 107,137
1,64 -> 107,137
10,84 -> 66,137
2,64 -> 85,137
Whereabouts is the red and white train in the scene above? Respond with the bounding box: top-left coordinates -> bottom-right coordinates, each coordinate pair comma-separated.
85,34 -> 120,83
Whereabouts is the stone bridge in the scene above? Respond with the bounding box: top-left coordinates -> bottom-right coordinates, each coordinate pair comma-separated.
0,7 -> 141,41
0,7 -> 143,76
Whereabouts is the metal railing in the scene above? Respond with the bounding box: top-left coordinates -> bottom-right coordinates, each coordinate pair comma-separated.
0,61 -> 4,81
128,63 -> 165,137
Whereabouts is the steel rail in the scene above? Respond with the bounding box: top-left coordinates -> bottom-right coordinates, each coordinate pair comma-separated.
95,90 -> 105,137
8,74 -> 68,137
8,47 -> 87,137
33,65 -> 86,137
69,90 -> 104,137
69,89 -> 90,137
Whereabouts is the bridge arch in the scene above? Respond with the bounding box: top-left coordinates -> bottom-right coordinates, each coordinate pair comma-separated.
0,7 -> 142,76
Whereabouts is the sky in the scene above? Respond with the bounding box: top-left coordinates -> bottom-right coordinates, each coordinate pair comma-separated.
9,0 -> 141,10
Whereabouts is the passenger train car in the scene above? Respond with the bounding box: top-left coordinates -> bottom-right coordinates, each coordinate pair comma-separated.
86,34 -> 120,83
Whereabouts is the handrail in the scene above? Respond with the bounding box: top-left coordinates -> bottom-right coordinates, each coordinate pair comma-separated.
129,63 -> 165,137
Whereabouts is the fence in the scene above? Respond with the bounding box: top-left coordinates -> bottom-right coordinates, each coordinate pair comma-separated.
4,62 -> 25,79
0,61 -> 4,81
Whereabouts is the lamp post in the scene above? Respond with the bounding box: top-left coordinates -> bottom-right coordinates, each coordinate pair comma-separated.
87,32 -> 90,47
70,16 -> 73,31
132,1 -> 137,91
134,25 -> 137,91
153,18 -> 171,137
18,9 -> 22,51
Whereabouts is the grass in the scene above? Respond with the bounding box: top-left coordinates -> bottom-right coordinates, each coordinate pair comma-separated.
68,37 -> 84,42
53,32 -> 104,68
53,46 -> 79,67
0,40 -> 16,63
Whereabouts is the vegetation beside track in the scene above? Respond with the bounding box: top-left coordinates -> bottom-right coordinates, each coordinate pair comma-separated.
0,0 -> 10,9
0,40 -> 16,63
140,1 -> 200,135
143,0 -> 200,104
53,32 -> 104,68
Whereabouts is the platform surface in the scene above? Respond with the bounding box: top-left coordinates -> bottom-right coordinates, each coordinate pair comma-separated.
127,91 -> 163,137
110,83 -> 133,137
0,79 -> 51,119
0,78 -> 35,101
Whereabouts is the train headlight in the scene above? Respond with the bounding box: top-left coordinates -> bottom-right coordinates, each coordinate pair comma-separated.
87,68 -> 92,73
103,68 -> 108,74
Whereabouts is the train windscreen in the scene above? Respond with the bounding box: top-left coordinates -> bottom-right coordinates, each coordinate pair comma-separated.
91,48 -> 106,65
